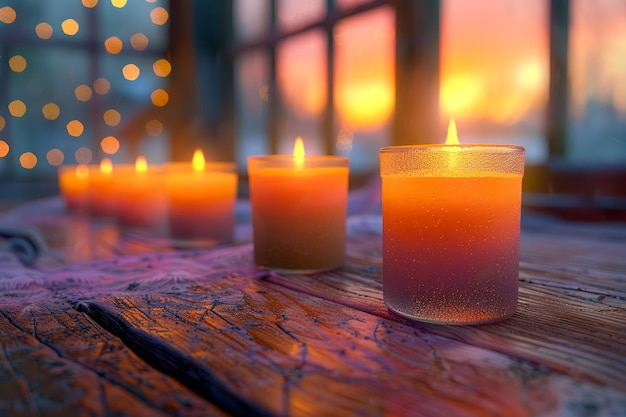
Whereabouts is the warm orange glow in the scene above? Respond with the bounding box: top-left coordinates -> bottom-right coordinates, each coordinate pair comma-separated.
76,164 -> 89,179
103,109 -> 121,126
136,156 -> 147,173
122,64 -> 140,81
8,55 -> 26,72
192,149 -> 205,172
8,100 -> 26,117
0,7 -> 17,24
75,85 -> 93,102
334,8 -> 395,129
61,19 -> 79,36
104,36 -> 123,54
82,0 -> 98,8
153,59 -> 171,77
67,120 -> 85,137
101,157 -> 113,174
42,103 -> 60,120
100,136 -> 120,154
293,136 -> 305,169
20,153 -> 37,169
35,22 -> 53,39
150,89 -> 169,107
150,7 -> 169,25
0,140 -> 9,157
440,1 -> 548,123
445,119 -> 459,145
0,116 -> 4,131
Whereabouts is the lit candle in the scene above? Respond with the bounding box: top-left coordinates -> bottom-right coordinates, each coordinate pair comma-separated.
248,137 -> 349,273
88,158 -> 117,218
116,156 -> 167,231
58,164 -> 90,212
165,149 -> 238,247
380,120 -> 525,325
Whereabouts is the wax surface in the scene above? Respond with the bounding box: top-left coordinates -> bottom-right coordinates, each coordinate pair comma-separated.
166,171 -> 237,244
58,166 -> 89,211
117,170 -> 167,231
88,169 -> 117,217
249,166 -> 348,272
382,172 -> 522,324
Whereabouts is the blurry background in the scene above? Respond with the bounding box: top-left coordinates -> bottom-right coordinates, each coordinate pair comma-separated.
0,0 -> 625,206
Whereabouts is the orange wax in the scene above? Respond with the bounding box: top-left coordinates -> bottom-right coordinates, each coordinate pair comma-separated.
380,144 -> 525,325
88,158 -> 117,218
116,160 -> 167,231
58,164 -> 90,212
248,155 -> 349,272
165,162 -> 237,246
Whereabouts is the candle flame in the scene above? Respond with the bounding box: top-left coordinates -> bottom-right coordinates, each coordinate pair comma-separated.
76,164 -> 89,179
293,136 -> 305,169
192,148 -> 205,172
101,157 -> 113,174
445,119 -> 460,145
135,155 -> 147,173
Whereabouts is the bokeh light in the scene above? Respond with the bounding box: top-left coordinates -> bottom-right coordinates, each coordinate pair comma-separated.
35,22 -> 53,39
122,64 -> 140,80
130,33 -> 149,50
82,0 -> 98,8
75,84 -> 93,102
46,148 -> 64,166
42,103 -> 61,120
75,147 -> 92,164
104,36 -> 123,54
111,0 -> 127,8
153,58 -> 171,77
0,140 -> 9,157
103,109 -> 121,126
0,7 -> 16,24
66,120 -> 85,137
0,116 -> 5,131
19,152 -> 37,169
146,119 -> 163,136
9,55 -> 27,72
61,19 -> 80,36
100,136 -> 120,154
93,78 -> 111,94
8,100 -> 26,117
150,89 -> 169,107
150,7 -> 169,25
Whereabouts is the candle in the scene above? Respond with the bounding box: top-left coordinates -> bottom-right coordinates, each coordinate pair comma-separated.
58,164 -> 90,212
88,158 -> 117,218
165,149 -> 238,247
380,120 -> 525,325
116,156 -> 167,231
248,137 -> 349,273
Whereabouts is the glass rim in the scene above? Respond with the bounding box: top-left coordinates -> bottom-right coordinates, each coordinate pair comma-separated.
248,154 -> 349,162
380,144 -> 525,154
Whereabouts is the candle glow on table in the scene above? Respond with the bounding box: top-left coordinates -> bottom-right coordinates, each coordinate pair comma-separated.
165,149 -> 238,246
380,121 -> 525,325
88,158 -> 117,218
248,137 -> 349,273
116,156 -> 167,231
58,164 -> 90,212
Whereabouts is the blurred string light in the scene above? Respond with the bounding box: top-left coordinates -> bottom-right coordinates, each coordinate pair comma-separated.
0,2 -> 171,171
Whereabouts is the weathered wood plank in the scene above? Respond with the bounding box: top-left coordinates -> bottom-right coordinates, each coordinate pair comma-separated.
0,302 -> 224,417
82,273 -> 626,417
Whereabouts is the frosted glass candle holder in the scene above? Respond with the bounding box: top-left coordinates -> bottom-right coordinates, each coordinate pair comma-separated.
380,144 -> 525,325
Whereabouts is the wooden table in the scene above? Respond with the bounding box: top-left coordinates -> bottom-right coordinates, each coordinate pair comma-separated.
1,197 -> 625,416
